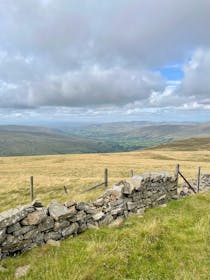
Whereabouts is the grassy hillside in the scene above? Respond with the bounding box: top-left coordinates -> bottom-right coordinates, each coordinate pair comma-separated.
151,136 -> 210,151
1,147 -> 210,212
0,143 -> 210,279
1,192 -> 209,280
0,126 -> 120,156
1,122 -> 210,156
66,121 -> 210,151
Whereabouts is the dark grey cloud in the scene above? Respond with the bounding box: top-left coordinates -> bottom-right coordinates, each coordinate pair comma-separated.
0,66 -> 165,107
1,0 -> 210,67
30,67 -> 165,107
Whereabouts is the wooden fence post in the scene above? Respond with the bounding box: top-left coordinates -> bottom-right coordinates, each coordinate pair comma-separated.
30,176 -> 34,202
174,164 -> 179,186
130,170 -> 134,177
197,166 -> 201,193
104,168 -> 108,188
64,186 -> 68,194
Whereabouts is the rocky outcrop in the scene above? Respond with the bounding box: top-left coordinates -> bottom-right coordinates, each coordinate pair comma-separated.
0,172 -> 178,260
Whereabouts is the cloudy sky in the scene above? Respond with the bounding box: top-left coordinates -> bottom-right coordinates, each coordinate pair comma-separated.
0,0 -> 210,124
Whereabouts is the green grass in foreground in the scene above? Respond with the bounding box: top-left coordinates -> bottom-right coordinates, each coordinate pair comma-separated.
0,192 -> 210,280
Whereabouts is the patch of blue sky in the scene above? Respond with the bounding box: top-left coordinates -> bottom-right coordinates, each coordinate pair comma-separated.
155,64 -> 184,81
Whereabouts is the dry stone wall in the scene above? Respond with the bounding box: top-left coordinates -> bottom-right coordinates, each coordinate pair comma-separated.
178,174 -> 210,196
0,172 -> 178,260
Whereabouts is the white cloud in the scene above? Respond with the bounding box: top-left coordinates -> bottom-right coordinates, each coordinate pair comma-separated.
179,48 -> 210,98
0,1 -> 210,121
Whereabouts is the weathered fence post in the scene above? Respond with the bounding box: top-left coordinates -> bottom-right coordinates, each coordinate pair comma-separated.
197,166 -> 201,193
174,164 -> 179,186
64,185 -> 68,194
104,168 -> 108,187
30,176 -> 34,202
130,169 -> 134,177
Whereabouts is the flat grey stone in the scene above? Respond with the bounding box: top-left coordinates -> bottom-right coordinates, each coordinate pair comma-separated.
99,214 -> 113,225
121,182 -> 132,194
49,201 -> 74,221
62,223 -> 79,237
23,229 -> 39,240
13,225 -> 35,237
33,232 -> 44,245
85,208 -> 98,215
7,222 -> 21,234
76,202 -> 88,211
78,223 -> 87,233
67,206 -> 77,217
47,239 -> 60,247
2,235 -> 30,252
0,206 -> 34,229
0,228 -> 6,243
54,220 -> 70,231
127,202 -> 137,211
21,209 -> 47,226
157,194 -> 166,201
93,198 -> 104,207
92,211 -> 104,221
38,217 -> 54,232
72,211 -> 86,222
44,231 -> 62,241
110,207 -> 124,216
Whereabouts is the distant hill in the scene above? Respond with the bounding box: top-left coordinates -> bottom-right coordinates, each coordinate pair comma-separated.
0,125 -> 121,156
151,136 -> 210,151
65,121 -> 210,151
1,122 -> 210,156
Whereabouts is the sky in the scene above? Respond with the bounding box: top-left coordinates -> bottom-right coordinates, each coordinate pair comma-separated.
0,0 -> 210,125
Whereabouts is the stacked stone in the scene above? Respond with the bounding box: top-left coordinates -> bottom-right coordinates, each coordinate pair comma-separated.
199,174 -> 210,189
122,172 -> 178,210
0,172 -> 177,260
178,174 -> 210,196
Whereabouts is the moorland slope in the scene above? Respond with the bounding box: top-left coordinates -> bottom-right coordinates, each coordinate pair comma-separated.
0,139 -> 209,279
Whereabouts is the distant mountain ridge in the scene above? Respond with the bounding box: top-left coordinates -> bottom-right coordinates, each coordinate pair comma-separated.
65,121 -> 210,151
1,121 -> 210,156
0,125 -> 63,135
0,125 -> 121,156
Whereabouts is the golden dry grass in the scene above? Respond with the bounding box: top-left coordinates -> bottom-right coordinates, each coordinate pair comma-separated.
0,149 -> 210,212
0,148 -> 210,279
